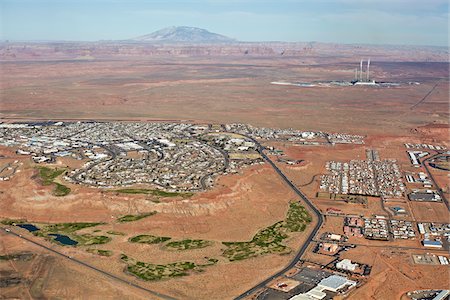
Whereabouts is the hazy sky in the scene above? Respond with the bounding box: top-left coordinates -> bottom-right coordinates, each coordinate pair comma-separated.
0,0 -> 448,46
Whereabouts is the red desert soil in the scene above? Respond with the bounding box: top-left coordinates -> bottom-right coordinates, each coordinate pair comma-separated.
0,50 -> 448,299
0,155 -> 317,299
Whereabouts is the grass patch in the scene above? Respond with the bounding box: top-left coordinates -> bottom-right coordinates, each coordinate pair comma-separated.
198,257 -> 219,267
31,222 -> 111,247
53,183 -> 71,196
0,219 -> 26,225
72,234 -> 111,246
222,222 -> 289,261
39,222 -> 104,233
115,188 -> 193,198
107,231 -> 125,236
86,248 -> 113,257
129,235 -> 171,244
283,202 -> 312,232
120,254 -> 214,281
38,167 -> 66,185
222,201 -> 311,261
37,167 -> 71,197
117,212 -> 157,223
165,239 -> 212,250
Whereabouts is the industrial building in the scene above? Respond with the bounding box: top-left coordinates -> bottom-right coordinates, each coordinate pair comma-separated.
289,275 -> 356,300
422,240 -> 443,248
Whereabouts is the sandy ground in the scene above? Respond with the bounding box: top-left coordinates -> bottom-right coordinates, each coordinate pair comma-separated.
1,58 -> 448,136
344,246 -> 450,300
0,54 -> 448,299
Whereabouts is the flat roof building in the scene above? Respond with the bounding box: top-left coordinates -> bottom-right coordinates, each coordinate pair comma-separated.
289,275 -> 356,300
423,240 -> 443,248
432,290 -> 450,300
336,259 -> 358,272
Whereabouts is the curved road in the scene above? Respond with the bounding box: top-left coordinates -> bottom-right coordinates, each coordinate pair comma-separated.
234,137 -> 324,300
422,153 -> 449,211
0,228 -> 176,300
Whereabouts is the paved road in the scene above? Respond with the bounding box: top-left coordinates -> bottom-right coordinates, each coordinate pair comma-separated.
234,137 -> 324,300
410,80 -> 442,110
1,227 -> 177,300
337,240 -> 449,252
422,153 -> 449,211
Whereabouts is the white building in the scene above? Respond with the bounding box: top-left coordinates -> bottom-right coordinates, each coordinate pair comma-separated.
336,259 -> 358,272
289,275 -> 356,300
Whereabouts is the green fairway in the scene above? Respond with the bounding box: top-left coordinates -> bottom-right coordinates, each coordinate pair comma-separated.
222,201 -> 311,261
165,239 -> 213,250
117,212 -> 157,223
120,254 -> 217,281
37,167 -> 71,196
129,234 -> 171,244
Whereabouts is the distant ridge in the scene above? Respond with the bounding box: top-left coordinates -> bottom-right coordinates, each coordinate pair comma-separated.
131,26 -> 236,43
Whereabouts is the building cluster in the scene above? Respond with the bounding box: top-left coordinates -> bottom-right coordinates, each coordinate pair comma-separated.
407,150 -> 429,167
344,216 -> 364,237
320,232 -> 348,243
390,220 -> 416,239
327,133 -> 365,145
0,121 -> 266,192
259,265 -> 358,300
404,143 -> 447,151
405,171 -> 433,187
68,140 -> 226,191
412,254 -> 449,266
343,216 -> 391,240
314,232 -> 349,256
315,242 -> 342,256
407,290 -> 450,300
289,274 -> 357,300
408,190 -> 442,202
363,216 -> 389,240
417,222 -> 450,249
320,158 -> 405,198
223,123 -> 365,145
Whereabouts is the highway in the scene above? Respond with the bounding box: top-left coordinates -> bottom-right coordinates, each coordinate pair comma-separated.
1,227 -> 177,300
234,136 -> 324,300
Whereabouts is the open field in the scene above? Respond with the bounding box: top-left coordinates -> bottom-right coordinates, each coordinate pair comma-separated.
1,53 -> 448,136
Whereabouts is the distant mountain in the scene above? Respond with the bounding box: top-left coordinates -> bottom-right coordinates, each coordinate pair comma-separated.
132,26 -> 236,43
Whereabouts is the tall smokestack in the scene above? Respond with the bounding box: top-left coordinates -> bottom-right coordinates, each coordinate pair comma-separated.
367,59 -> 370,81
360,60 -> 363,81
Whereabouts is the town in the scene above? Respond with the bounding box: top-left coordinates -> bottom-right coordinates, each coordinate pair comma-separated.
0,121 -> 365,192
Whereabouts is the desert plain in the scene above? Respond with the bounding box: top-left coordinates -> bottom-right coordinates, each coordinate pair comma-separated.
0,42 -> 449,299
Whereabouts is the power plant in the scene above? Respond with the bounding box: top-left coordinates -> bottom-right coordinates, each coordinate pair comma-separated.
352,59 -> 376,85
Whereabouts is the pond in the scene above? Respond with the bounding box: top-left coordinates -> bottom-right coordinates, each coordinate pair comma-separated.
48,234 -> 78,246
16,224 -> 40,232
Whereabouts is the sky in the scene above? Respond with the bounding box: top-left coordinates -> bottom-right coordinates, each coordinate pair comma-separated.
0,0 -> 448,46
